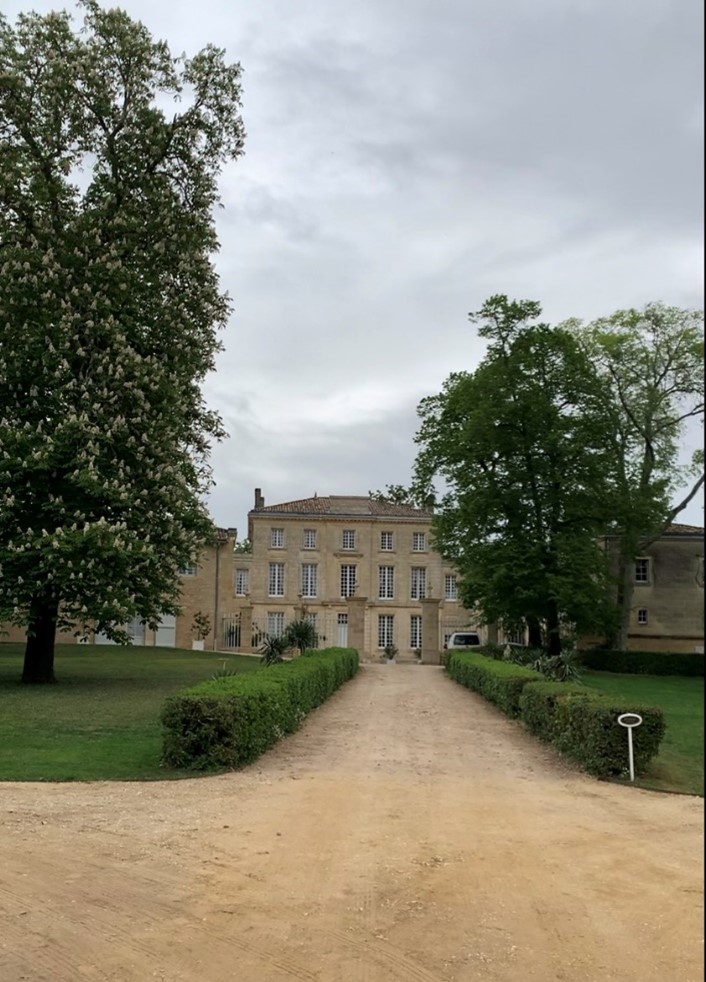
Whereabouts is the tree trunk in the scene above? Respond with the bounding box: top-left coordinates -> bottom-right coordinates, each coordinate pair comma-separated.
22,592 -> 59,684
613,557 -> 634,651
546,601 -> 562,657
527,617 -> 543,649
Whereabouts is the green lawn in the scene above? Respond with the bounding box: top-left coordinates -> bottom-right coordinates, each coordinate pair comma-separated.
0,643 -> 261,781
582,671 -> 704,796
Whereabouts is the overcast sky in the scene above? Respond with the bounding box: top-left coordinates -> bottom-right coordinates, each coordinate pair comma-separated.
7,0 -> 705,533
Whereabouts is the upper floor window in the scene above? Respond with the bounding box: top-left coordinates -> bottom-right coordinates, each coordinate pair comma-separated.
444,574 -> 457,601
235,569 -> 249,596
268,562 -> 285,597
380,531 -> 393,551
378,566 -> 395,599
412,532 -> 426,552
270,528 -> 284,548
340,564 -> 357,598
342,529 -> 356,550
303,529 -> 317,550
410,567 -> 427,600
301,563 -> 318,598
635,558 -> 650,584
637,608 -> 648,625
179,564 -> 196,576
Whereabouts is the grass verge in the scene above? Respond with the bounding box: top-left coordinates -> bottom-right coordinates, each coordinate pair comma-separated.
582,671 -> 704,796
0,643 -> 261,781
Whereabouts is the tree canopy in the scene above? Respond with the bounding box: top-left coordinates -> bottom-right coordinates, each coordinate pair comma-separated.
0,2 -> 246,681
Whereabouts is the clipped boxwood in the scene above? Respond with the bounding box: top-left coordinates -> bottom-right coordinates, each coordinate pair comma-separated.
520,680 -> 665,778
161,647 -> 358,771
446,650 -> 544,717
578,649 -> 704,677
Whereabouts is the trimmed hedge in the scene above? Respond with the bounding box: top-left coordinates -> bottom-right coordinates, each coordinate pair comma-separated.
446,651 -> 544,717
161,647 -> 358,771
520,681 -> 666,777
447,654 -> 667,779
578,649 -> 704,677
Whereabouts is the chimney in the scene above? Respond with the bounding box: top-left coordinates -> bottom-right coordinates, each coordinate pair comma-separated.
254,488 -> 264,510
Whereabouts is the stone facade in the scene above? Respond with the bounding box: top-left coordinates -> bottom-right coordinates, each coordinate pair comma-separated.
622,525 -> 704,653
225,490 -> 477,659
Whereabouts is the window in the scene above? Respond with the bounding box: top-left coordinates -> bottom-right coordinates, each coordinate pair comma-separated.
378,614 -> 394,648
378,566 -> 395,599
444,574 -> 457,601
380,531 -> 393,551
304,612 -> 319,647
270,528 -> 284,548
303,529 -> 317,550
301,563 -> 318,598
342,529 -> 356,550
267,611 -> 285,637
268,562 -> 285,597
410,566 -> 426,599
412,532 -> 426,552
235,569 -> 249,596
635,558 -> 650,583
340,564 -> 357,598
410,614 -> 422,650
505,628 -> 525,645
637,608 -> 648,625
179,564 -> 196,576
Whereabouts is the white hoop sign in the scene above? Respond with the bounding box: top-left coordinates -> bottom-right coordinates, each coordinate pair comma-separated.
617,713 -> 643,782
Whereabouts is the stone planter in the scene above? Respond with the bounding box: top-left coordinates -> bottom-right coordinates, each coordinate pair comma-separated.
191,640 -> 205,651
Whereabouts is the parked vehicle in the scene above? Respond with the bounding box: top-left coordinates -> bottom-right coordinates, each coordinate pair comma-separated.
444,631 -> 481,650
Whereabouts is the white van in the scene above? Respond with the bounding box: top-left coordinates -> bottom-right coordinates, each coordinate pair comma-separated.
445,631 -> 481,650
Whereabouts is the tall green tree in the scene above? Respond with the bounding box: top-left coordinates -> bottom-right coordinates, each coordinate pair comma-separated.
571,303 -> 704,649
413,296 -> 617,654
0,3 -> 245,682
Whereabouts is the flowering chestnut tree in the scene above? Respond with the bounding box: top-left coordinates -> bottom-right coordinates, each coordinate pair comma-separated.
0,2 -> 245,682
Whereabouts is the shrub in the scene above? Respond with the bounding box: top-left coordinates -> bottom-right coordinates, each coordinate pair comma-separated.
578,649 -> 704,678
446,651 -> 543,717
284,619 -> 318,655
520,681 -> 665,777
161,647 -> 359,771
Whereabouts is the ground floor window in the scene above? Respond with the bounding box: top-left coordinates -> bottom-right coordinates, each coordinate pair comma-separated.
378,614 -> 394,648
304,612 -> 319,647
410,614 -> 422,650
267,611 -> 285,637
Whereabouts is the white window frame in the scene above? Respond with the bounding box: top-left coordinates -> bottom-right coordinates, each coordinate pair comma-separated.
304,612 -> 319,647
303,529 -> 317,550
410,566 -> 426,600
637,608 -> 648,625
179,564 -> 197,576
412,532 -> 426,552
635,558 -> 650,584
235,568 -> 249,597
268,562 -> 285,597
342,529 -> 356,550
444,574 -> 457,601
340,564 -> 357,598
266,611 -> 285,637
378,565 -> 395,599
270,527 -> 284,549
301,563 -> 318,598
380,531 -> 393,551
410,614 -> 422,650
378,614 -> 394,649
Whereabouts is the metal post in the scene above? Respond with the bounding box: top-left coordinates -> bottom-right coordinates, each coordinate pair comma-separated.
617,713 -> 643,783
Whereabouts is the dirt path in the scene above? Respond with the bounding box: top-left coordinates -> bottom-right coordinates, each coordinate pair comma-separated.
0,665 -> 702,982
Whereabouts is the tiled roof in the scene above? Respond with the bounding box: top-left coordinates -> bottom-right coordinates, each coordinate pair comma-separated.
251,495 -> 432,519
663,523 -> 704,536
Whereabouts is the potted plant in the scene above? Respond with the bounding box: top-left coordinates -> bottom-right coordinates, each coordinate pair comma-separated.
191,611 -> 211,650
382,644 -> 398,664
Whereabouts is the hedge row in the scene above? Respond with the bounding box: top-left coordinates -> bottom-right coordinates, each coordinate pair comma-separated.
446,651 -> 665,778
161,647 -> 358,771
578,648 -> 704,677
